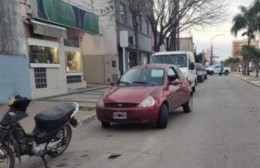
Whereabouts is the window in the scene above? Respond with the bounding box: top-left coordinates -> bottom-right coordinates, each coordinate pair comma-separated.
67,75 -> 82,83
29,45 -> 59,64
64,35 -> 79,47
168,68 -> 176,76
120,2 -> 126,24
119,68 -> 164,86
152,54 -> 188,68
34,68 -> 47,89
65,51 -> 81,73
168,68 -> 178,81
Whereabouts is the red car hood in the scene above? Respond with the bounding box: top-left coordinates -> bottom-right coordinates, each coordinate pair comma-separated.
103,86 -> 160,104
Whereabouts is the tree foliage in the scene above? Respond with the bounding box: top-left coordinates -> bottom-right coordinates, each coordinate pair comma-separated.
221,57 -> 240,67
231,0 -> 260,76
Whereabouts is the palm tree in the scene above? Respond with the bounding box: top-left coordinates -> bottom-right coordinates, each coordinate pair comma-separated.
238,45 -> 260,77
231,4 -> 259,75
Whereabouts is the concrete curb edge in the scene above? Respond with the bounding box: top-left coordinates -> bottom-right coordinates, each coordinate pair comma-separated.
232,74 -> 260,89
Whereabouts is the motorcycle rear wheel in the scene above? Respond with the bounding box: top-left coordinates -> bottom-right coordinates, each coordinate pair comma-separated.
47,123 -> 72,157
0,144 -> 15,168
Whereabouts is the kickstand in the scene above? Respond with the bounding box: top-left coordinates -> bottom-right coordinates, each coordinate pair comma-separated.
41,155 -> 49,168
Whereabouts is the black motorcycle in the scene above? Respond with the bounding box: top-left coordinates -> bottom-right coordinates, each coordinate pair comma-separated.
0,95 -> 79,168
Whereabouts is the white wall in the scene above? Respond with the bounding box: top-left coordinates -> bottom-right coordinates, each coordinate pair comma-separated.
28,38 -> 68,98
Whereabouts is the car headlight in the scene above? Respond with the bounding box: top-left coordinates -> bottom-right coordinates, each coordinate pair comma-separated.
138,96 -> 155,107
97,97 -> 104,107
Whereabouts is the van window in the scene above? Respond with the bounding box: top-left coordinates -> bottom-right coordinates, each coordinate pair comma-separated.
152,54 -> 187,68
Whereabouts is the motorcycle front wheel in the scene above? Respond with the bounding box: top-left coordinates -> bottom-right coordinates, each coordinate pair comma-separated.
47,123 -> 72,157
0,144 -> 15,168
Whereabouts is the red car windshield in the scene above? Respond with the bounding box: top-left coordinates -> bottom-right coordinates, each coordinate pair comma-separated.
118,68 -> 164,86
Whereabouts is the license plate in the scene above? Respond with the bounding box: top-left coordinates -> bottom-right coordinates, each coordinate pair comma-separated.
113,112 -> 127,119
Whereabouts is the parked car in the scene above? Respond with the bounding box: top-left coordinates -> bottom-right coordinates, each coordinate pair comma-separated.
96,64 -> 193,129
151,51 -> 197,92
195,63 -> 204,83
202,66 -> 208,80
206,64 -> 231,76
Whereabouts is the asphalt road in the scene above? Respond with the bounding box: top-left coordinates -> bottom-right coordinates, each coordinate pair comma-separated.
18,75 -> 260,168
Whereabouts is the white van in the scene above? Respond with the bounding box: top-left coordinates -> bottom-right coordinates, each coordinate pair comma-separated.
151,51 -> 197,92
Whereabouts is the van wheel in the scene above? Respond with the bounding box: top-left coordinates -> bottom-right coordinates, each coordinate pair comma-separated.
192,86 -> 196,93
210,71 -> 214,75
156,104 -> 168,129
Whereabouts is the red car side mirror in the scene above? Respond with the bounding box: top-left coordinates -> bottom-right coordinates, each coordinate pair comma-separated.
169,80 -> 180,86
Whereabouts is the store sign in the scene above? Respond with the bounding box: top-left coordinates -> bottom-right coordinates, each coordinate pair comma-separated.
33,0 -> 99,34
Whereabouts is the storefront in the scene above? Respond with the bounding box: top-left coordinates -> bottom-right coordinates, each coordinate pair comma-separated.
26,0 -> 99,98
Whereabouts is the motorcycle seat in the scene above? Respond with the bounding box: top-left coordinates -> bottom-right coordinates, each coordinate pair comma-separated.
35,103 -> 75,123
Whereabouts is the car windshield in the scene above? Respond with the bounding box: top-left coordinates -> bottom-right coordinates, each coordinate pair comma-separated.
152,54 -> 187,67
195,64 -> 202,71
118,68 -> 164,86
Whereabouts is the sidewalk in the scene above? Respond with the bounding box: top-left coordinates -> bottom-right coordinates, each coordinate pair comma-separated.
232,71 -> 260,88
0,84 -> 109,133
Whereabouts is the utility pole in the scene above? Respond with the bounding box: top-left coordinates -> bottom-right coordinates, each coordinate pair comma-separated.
210,34 -> 224,65
170,0 -> 179,51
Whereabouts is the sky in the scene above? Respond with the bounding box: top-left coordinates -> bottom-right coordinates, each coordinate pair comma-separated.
182,0 -> 255,61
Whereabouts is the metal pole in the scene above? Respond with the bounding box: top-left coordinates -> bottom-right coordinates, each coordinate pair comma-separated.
123,47 -> 126,73
210,34 -> 224,65
210,44 -> 213,65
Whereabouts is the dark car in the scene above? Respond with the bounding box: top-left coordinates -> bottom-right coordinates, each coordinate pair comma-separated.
195,63 -> 204,83
202,66 -> 207,80
96,64 -> 192,129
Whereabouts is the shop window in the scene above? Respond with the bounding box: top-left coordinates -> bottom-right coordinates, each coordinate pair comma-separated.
34,68 -> 47,89
64,35 -> 79,48
65,51 -> 81,73
120,2 -> 126,24
29,45 -> 59,64
67,75 -> 82,83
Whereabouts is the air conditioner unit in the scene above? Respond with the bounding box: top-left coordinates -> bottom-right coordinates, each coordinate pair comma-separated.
27,9 -> 32,15
128,36 -> 135,45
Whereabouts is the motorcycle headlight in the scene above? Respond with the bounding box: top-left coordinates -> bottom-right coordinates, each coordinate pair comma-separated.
97,97 -> 104,107
138,96 -> 155,108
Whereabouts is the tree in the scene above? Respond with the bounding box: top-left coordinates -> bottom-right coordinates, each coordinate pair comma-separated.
231,2 -> 260,75
239,45 -> 260,77
221,57 -> 240,67
143,0 -> 227,52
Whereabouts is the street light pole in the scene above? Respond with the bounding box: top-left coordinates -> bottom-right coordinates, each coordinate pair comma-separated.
210,34 -> 224,65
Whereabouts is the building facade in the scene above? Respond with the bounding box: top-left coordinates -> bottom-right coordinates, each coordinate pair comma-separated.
0,0 -> 100,103
115,0 -> 153,74
232,38 -> 259,57
86,0 -> 153,84
179,37 -> 195,52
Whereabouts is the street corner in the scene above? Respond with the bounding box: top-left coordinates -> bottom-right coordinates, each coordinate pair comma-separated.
75,104 -> 97,127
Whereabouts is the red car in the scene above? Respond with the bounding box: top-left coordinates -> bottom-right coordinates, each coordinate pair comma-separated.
96,64 -> 192,129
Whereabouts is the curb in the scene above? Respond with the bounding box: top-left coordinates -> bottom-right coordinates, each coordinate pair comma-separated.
77,114 -> 96,127
36,86 -> 108,101
232,74 -> 260,89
